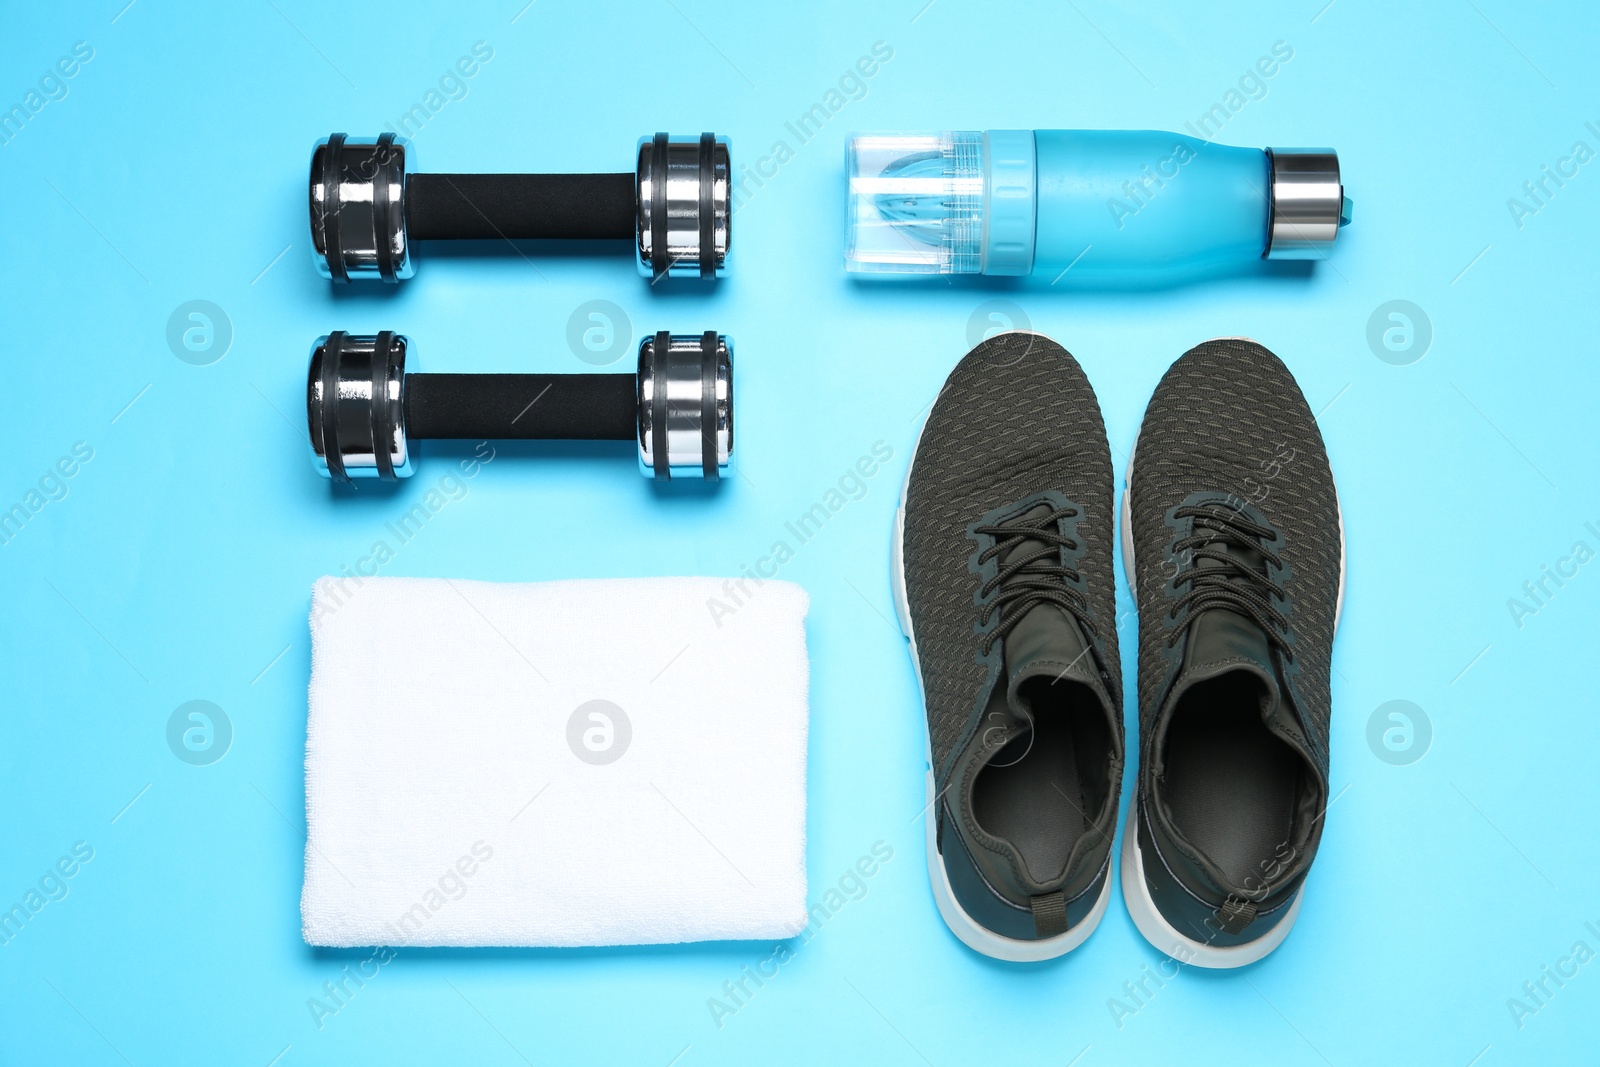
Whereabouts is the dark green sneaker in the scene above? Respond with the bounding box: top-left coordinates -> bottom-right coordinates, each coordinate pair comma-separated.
893,332 -> 1123,960
1121,338 -> 1343,968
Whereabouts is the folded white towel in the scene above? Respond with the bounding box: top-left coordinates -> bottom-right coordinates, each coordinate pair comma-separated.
302,575 -> 810,948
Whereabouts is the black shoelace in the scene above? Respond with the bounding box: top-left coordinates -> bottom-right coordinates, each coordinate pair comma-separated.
1166,504 -> 1292,660
973,506 -> 1097,657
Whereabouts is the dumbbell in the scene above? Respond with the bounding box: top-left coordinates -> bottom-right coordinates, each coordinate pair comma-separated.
306,331 -> 732,482
309,132 -> 731,283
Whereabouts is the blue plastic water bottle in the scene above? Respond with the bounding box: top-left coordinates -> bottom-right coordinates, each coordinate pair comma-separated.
844,130 -> 1350,277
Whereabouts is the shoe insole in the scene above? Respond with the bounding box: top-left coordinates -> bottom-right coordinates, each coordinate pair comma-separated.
1162,673 -> 1303,889
972,681 -> 1108,885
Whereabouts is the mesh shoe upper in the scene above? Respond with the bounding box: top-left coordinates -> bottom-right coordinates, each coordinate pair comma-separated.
1128,338 -> 1340,939
902,332 -> 1122,930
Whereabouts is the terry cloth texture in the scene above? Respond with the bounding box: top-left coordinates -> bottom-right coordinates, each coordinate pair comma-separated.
302,575 -> 810,948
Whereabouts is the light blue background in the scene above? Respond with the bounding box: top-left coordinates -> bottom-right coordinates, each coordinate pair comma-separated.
2,1 -> 1597,1063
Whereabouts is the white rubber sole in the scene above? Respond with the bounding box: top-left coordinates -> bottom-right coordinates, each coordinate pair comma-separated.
1116,357 -> 1346,969
891,403 -> 1111,961
1118,801 -> 1304,968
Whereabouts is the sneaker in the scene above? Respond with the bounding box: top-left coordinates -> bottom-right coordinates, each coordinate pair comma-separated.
1120,338 -> 1343,968
893,332 -> 1124,961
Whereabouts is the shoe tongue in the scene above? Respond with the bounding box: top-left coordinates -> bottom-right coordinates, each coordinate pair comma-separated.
1005,596 -> 1097,699
1180,607 -> 1275,683
985,505 -> 1106,758
1171,541 -> 1307,755
1178,534 -> 1275,684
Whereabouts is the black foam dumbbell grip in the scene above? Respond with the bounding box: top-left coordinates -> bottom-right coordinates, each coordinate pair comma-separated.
404,373 -> 637,440
404,173 -> 637,242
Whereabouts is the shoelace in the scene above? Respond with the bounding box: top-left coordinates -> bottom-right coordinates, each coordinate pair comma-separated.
1166,503 -> 1292,660
973,506 -> 1097,657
